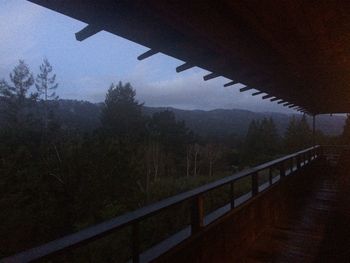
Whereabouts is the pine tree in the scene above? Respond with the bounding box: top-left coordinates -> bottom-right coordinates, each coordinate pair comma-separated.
101,81 -> 144,139
35,58 -> 58,101
0,60 -> 35,128
35,58 -> 59,133
284,115 -> 312,152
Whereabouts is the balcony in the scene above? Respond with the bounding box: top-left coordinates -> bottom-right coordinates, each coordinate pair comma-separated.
5,145 -> 349,262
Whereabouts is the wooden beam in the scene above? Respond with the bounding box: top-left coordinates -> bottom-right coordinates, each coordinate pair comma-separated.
277,100 -> 286,104
262,94 -> 273,100
75,25 -> 102,41
224,81 -> 238,87
176,62 -> 194,73
270,97 -> 280,102
239,86 -> 252,92
252,91 -> 263,96
203,72 -> 219,81
283,102 -> 293,106
137,49 -> 158,60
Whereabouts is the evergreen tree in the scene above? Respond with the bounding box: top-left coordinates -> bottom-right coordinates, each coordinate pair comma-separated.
35,58 -> 59,135
35,58 -> 59,101
101,81 -> 145,139
242,118 -> 280,165
285,115 -> 312,152
261,117 -> 280,155
0,60 -> 35,129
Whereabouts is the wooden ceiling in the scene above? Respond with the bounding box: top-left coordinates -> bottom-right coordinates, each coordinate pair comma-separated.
28,0 -> 350,114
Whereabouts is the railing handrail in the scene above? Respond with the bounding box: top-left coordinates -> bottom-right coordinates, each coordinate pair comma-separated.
1,145 -> 320,263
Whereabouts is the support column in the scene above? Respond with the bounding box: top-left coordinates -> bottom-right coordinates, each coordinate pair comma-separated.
312,114 -> 316,146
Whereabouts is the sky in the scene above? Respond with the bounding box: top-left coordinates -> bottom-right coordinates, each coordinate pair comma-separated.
0,0 -> 296,113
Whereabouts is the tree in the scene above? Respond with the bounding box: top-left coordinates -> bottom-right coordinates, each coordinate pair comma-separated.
100,81 -> 145,139
261,118 -> 280,155
242,118 -> 280,165
35,58 -> 59,133
9,60 -> 35,102
284,115 -> 312,152
0,60 -> 35,129
35,58 -> 59,101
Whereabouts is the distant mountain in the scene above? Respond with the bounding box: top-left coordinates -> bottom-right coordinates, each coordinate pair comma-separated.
0,98 -> 346,137
142,106 -> 345,138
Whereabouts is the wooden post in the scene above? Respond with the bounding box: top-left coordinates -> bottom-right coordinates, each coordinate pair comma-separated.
132,222 -> 140,263
297,155 -> 301,169
252,172 -> 259,196
269,167 -> 273,185
230,182 -> 235,209
191,195 -> 204,234
312,115 -> 316,146
280,162 -> 285,178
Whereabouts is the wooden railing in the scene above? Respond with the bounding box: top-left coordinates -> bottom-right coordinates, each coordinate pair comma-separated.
1,146 -> 321,263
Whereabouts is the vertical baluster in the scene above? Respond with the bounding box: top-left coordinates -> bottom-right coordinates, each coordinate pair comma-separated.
191,195 -> 204,234
269,167 -> 273,186
230,182 -> 235,209
308,150 -> 311,162
280,161 -> 285,178
297,155 -> 301,169
252,172 -> 258,196
132,222 -> 140,263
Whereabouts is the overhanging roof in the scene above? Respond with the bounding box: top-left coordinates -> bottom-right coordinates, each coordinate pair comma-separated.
28,0 -> 350,114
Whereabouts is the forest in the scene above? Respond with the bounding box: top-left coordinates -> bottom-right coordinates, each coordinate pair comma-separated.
0,60 -> 344,260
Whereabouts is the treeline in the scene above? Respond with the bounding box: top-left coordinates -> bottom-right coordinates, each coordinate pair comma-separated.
0,59 -> 334,258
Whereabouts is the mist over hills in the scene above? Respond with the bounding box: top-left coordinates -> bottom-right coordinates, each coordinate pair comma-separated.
1,98 -> 344,137
50,100 -> 345,138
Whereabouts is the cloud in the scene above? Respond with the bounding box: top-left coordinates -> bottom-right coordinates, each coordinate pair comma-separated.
55,59 -> 295,113
0,0 -> 44,70
125,64 -> 294,113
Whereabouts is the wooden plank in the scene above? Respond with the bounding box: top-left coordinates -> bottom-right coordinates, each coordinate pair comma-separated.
203,72 -> 220,81
262,94 -> 273,99
252,91 -> 264,96
191,195 -> 204,234
137,49 -> 158,60
176,62 -> 194,73
224,81 -> 238,87
240,86 -> 252,92
75,24 -> 102,41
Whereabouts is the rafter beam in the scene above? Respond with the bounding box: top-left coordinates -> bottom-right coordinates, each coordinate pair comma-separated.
75,24 -> 102,41
203,72 -> 219,81
223,81 -> 238,87
137,49 -> 158,60
176,62 -> 194,73
252,91 -> 263,96
262,94 -> 273,100
239,86 -> 252,92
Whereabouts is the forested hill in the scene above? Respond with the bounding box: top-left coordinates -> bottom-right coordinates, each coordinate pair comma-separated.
1,99 -> 344,137
143,107 -> 345,137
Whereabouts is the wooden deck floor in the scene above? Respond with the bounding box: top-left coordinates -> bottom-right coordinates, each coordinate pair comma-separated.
245,155 -> 350,262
